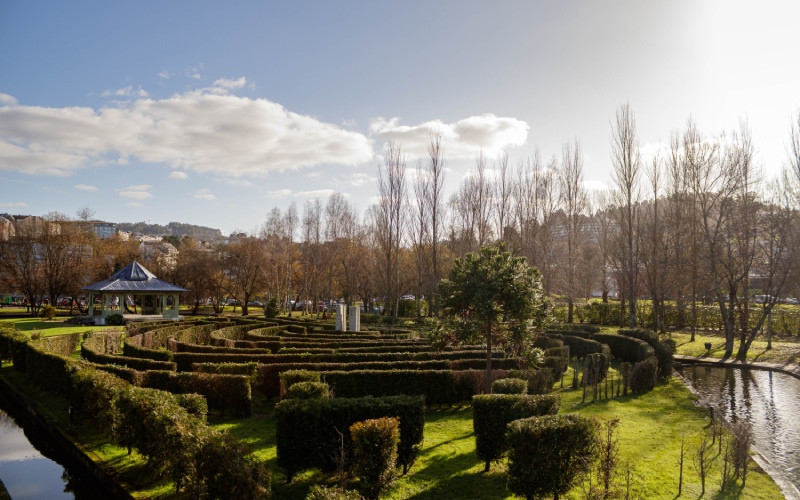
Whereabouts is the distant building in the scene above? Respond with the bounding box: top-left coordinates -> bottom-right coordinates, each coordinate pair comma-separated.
90,221 -> 117,239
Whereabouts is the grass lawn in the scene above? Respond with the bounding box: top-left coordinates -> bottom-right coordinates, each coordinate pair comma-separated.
671,330 -> 800,364
0,317 -> 124,337
211,369 -> 782,499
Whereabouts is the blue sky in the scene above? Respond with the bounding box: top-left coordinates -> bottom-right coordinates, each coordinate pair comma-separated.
2,1 -> 799,236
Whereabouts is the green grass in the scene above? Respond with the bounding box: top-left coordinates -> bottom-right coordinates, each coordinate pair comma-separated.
672,330 -> 800,364
0,317 -> 124,337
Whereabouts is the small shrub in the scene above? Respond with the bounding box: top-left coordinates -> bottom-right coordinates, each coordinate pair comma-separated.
39,304 -> 56,320
286,381 -> 330,399
350,417 -> 399,500
492,378 -> 528,394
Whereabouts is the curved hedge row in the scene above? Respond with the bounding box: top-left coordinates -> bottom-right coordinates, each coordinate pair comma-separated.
591,333 -> 654,363
0,328 -> 269,497
83,338 -> 177,371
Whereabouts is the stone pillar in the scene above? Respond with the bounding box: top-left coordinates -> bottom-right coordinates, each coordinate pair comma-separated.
349,306 -> 360,332
335,303 -> 347,331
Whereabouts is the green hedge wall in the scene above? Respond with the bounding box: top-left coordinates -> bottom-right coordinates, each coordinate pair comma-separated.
123,342 -> 173,361
591,333 -> 654,362
275,395 -> 424,481
254,358 -> 520,398
619,328 -> 675,382
142,371 -> 252,417
173,349 -> 505,372
472,394 -> 561,471
82,341 -> 177,371
319,369 -> 512,405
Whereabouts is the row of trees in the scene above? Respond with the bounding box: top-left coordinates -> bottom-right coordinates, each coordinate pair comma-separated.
2,105 -> 799,359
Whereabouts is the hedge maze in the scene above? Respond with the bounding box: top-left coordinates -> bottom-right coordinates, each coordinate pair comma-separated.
0,316 -> 677,496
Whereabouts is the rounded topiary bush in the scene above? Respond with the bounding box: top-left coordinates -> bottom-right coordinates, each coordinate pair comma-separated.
492,377 -> 528,395
286,381 -> 330,400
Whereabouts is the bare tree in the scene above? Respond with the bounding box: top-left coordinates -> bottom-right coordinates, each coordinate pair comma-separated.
426,133 -> 446,316
558,140 -> 587,323
494,151 -> 512,243
611,103 -> 642,328
376,141 -> 407,319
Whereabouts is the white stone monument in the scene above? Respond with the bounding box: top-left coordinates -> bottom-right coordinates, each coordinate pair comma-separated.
335,303 -> 347,331
349,305 -> 360,332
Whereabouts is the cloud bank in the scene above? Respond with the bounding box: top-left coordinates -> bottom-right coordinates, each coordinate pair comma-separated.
0,79 -> 373,178
0,79 -> 530,180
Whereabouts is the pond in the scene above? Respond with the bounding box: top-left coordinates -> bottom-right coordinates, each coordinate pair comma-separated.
677,364 -> 800,492
0,394 -> 94,499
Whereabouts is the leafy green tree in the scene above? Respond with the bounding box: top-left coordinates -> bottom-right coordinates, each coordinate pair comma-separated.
438,243 -> 548,393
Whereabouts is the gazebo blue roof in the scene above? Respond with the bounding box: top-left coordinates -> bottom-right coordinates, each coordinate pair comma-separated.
83,260 -> 187,293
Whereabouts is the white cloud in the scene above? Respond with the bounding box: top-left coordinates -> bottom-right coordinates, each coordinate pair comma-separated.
157,70 -> 171,80
0,94 -> 17,106
101,86 -> 149,98
370,114 -> 529,160
194,188 -> 216,201
126,201 -> 144,208
0,89 -> 374,178
213,77 -> 247,90
74,184 -> 98,192
333,172 -> 375,187
0,201 -> 27,208
118,185 -> 153,199
186,66 -> 203,80
267,188 -> 293,198
168,171 -> 188,180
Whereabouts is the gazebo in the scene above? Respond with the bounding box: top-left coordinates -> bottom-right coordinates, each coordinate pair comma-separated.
83,260 -> 188,323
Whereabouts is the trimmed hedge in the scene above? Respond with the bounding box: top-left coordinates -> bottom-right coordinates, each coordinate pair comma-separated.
619,328 -> 675,381
472,394 -> 561,471
142,371 -> 252,417
550,334 -> 610,359
492,378 -> 528,394
591,333 -> 654,363
123,342 -> 173,362
82,344 -> 178,371
255,359 -> 520,398
320,369 -> 512,405
192,362 -> 258,377
275,395 -> 425,480
630,357 -> 658,394
0,329 -> 268,495
173,349 -> 505,372
506,413 -> 597,500
285,381 -> 330,400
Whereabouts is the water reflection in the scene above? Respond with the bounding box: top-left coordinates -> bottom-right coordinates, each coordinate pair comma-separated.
0,403 -> 91,499
678,365 -> 800,489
